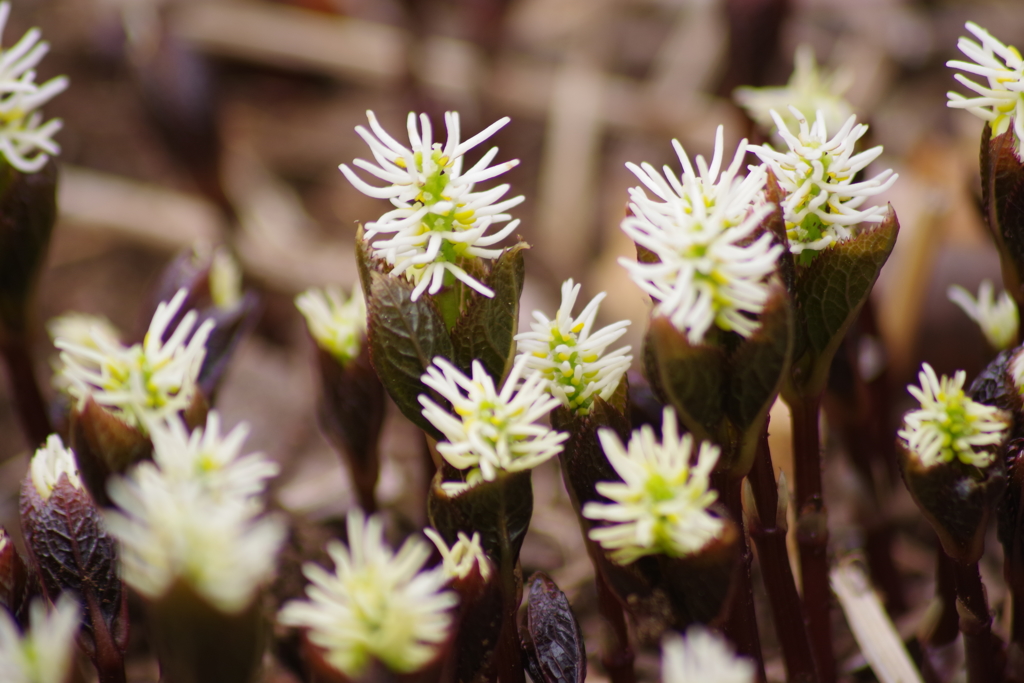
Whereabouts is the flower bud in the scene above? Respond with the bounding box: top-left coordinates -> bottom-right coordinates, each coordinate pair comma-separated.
20,435 -> 128,680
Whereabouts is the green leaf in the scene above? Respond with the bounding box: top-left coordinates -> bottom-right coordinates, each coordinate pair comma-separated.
981,125 -> 1024,305
427,470 -> 534,570
645,317 -> 726,441
792,209 -> 899,397
450,244 -> 527,384
365,270 -> 454,439
723,284 -> 793,476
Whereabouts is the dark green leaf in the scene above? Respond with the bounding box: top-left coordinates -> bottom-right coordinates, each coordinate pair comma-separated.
520,572 -> 587,683
69,398 -> 153,508
793,209 -> 899,396
451,244 -> 527,384
723,285 -> 793,475
645,317 -> 726,441
981,125 -> 1024,304
365,270 -> 454,439
148,581 -> 265,683
657,517 -> 740,626
427,470 -> 533,570
20,473 -> 128,671
901,447 -> 1005,564
552,381 -> 630,519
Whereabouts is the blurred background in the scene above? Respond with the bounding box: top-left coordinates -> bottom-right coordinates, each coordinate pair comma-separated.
1,0 -> 1022,679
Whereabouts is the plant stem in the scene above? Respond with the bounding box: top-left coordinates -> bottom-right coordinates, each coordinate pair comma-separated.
495,487 -> 525,683
789,392 -> 834,683
594,568 -> 636,683
748,430 -> 819,683
927,548 -> 960,648
715,473 -> 766,683
0,333 -> 51,449
951,560 -> 1004,683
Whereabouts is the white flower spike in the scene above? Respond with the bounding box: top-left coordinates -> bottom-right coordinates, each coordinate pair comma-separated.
621,127 -> 782,344
55,288 -> 215,432
948,280 -> 1019,351
104,412 -> 284,614
0,595 -> 81,683
29,434 -> 82,500
147,411 -> 279,502
735,44 -> 854,138
279,510 -> 457,677
419,358 -> 567,495
583,407 -> 725,565
424,528 -> 492,581
295,286 -> 366,363
515,279 -> 631,415
0,2 -> 68,173
661,627 -> 755,683
947,22 -> 1024,155
749,107 -> 897,259
342,111 -> 524,300
898,363 -> 1009,469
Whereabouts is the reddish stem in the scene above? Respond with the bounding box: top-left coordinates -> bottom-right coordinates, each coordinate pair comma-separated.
952,560 -> 1004,683
715,474 -> 766,683
789,393 -> 834,683
748,431 -> 819,683
594,569 -> 636,683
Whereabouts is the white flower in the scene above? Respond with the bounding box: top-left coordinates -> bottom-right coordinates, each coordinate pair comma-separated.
104,412 -> 284,614
948,280 -> 1019,350
514,279 -> 631,415
295,286 -> 366,363
29,434 -> 82,500
419,358 -> 567,495
749,107 -> 898,258
582,407 -> 725,565
0,2 -> 68,173
735,44 -> 854,137
947,22 -> 1024,155
424,528 -> 492,582
279,510 -> 457,677
46,313 -> 120,350
341,111 -> 524,300
148,411 -> 279,502
661,627 -> 755,683
898,363 -> 1009,469
55,288 -> 215,432
0,595 -> 81,683
620,127 -> 781,344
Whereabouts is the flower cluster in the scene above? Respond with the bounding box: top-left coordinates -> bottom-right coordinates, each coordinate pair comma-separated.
898,363 -> 1009,469
661,627 -> 755,683
948,280 -> 1019,351
621,126 -> 781,344
342,111 -> 523,300
29,434 -> 82,500
735,44 -> 854,138
947,22 -> 1024,154
55,288 -> 215,432
424,528 -> 492,581
279,510 -> 457,677
104,411 -> 284,614
295,286 -> 366,363
0,596 -> 80,683
749,108 -> 897,258
0,2 -> 68,173
515,279 -> 631,415
583,407 -> 725,565
419,358 -> 567,494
